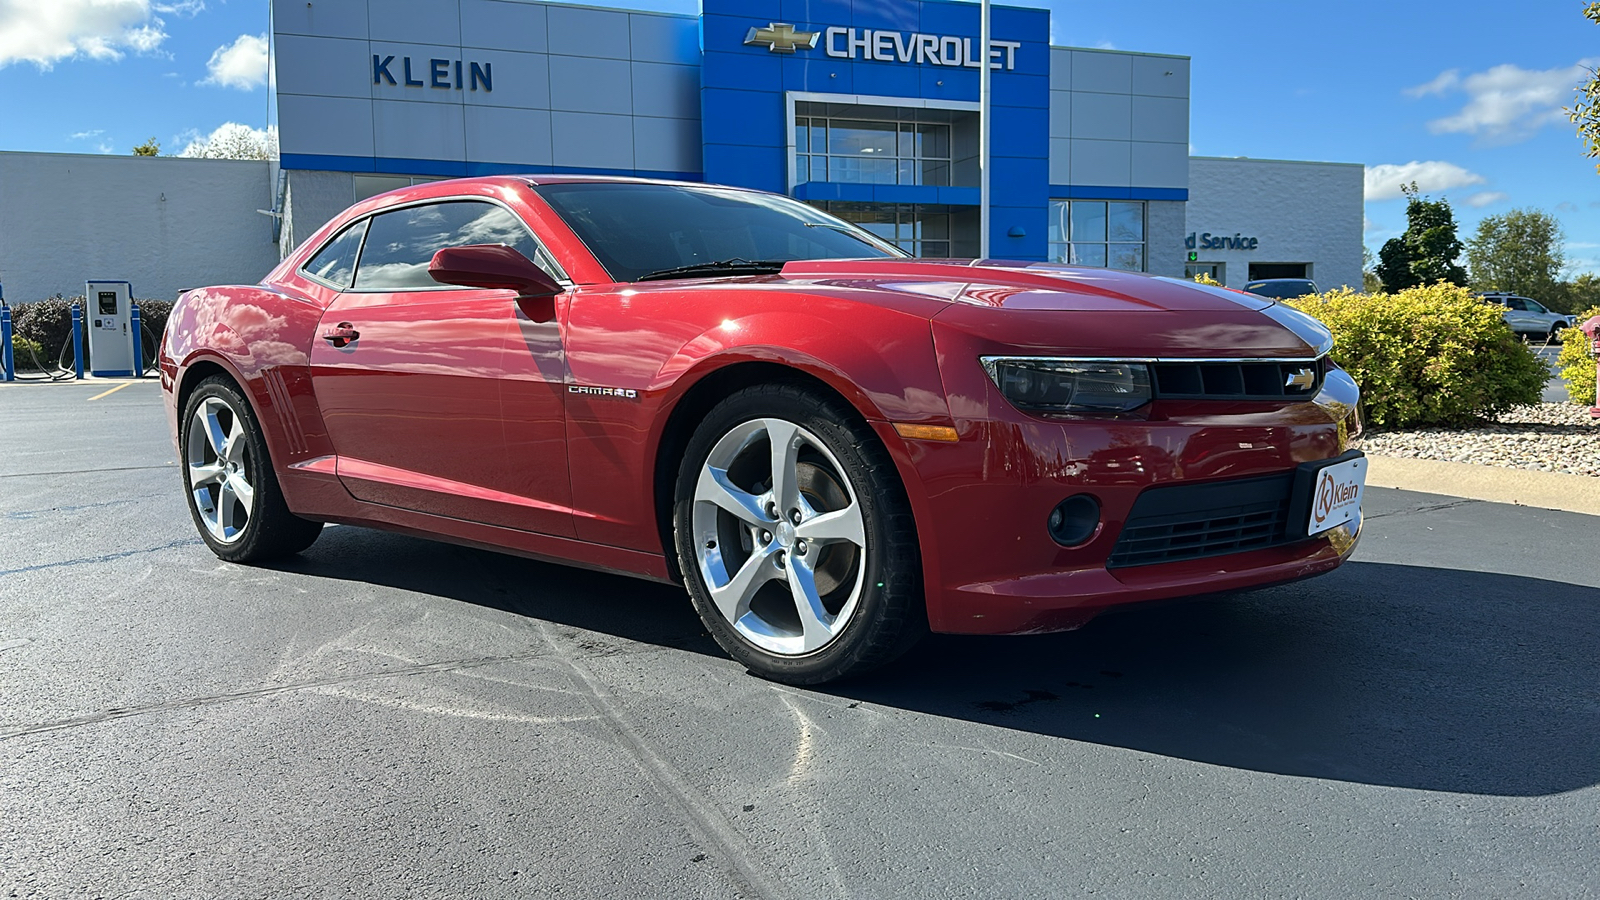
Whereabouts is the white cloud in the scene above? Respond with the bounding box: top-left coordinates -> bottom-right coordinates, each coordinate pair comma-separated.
1464,191 -> 1509,208
1421,60 -> 1598,144
201,33 -> 267,89
69,128 -> 104,140
153,0 -> 204,14
0,0 -> 170,69
1363,214 -> 1380,233
1558,201 -> 1580,213
1405,69 -> 1459,98
1364,160 -> 1486,201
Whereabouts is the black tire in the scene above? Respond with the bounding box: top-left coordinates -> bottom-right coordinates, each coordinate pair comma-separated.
673,383 -> 924,684
180,375 -> 323,562
1550,323 -> 1566,342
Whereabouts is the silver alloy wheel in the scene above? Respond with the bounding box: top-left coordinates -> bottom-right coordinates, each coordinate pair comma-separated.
691,417 -> 868,656
186,395 -> 256,544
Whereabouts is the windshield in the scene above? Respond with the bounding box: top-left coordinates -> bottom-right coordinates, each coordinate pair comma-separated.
535,182 -> 905,283
1244,280 -> 1316,300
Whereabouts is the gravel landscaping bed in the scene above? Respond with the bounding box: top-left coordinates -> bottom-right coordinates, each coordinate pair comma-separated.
1356,403 -> 1600,478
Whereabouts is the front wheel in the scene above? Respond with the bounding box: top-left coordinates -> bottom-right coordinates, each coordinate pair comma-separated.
181,376 -> 323,562
673,384 -> 924,684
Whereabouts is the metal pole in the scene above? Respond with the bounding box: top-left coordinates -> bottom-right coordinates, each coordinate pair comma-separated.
1,300 -> 13,383
979,0 -> 991,260
71,303 -> 84,380
131,302 -> 143,378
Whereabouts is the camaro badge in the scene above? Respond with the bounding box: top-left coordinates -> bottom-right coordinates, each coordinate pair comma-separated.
1285,368 -> 1316,390
744,23 -> 820,53
570,385 -> 639,400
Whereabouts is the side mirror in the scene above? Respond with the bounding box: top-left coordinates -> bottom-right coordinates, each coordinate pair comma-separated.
429,244 -> 564,321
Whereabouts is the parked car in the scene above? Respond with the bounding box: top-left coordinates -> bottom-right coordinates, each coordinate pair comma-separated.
159,175 -> 1365,684
1479,292 -> 1576,340
1244,278 -> 1318,300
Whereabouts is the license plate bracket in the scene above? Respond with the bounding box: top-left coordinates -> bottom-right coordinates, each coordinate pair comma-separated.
1286,449 -> 1366,539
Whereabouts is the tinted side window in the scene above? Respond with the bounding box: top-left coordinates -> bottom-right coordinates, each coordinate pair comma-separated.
1504,298 -> 1529,311
352,201 -> 557,291
302,220 -> 368,289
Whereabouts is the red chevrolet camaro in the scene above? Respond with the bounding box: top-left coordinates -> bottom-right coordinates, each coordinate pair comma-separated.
160,175 -> 1366,683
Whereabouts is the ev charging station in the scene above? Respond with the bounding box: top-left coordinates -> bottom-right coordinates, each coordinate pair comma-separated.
85,280 -> 136,377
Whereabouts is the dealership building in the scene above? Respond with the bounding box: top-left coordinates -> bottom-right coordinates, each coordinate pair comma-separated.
0,0 -> 1362,304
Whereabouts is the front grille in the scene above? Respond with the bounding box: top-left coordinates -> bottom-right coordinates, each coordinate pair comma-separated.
1152,358 -> 1323,401
1108,471 -> 1300,568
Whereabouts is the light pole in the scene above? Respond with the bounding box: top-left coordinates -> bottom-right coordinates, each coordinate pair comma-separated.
979,0 -> 991,259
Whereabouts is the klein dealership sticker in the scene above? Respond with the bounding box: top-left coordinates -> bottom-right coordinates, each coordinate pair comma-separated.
569,385 -> 639,400
1307,456 -> 1366,535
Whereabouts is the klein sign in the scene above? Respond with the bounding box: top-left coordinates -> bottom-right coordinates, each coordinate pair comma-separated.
373,55 -> 493,92
744,22 -> 1021,70
1186,231 -> 1259,252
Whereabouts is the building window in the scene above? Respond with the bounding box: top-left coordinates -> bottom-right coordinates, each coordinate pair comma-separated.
808,202 -> 973,258
1047,200 -> 1146,272
795,102 -> 958,187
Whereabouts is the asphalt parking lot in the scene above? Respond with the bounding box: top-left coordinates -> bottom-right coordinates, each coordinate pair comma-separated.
2,379 -> 1597,899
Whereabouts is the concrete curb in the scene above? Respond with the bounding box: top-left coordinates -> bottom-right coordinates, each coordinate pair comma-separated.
1367,455 -> 1600,518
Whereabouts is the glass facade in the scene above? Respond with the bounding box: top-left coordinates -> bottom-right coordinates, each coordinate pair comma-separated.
795,103 -> 959,187
807,201 -> 975,258
1047,200 -> 1147,272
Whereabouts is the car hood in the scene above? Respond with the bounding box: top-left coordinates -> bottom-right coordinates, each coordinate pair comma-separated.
777,259 -> 1332,358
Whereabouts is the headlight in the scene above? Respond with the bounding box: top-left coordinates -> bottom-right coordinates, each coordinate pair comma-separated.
981,357 -> 1152,413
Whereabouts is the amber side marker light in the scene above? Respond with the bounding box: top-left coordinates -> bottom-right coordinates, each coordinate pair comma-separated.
893,423 -> 960,442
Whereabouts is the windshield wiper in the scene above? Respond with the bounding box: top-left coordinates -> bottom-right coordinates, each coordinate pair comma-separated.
636,258 -> 789,282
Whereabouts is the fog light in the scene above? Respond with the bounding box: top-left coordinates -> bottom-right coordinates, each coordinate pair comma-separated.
1047,495 -> 1101,547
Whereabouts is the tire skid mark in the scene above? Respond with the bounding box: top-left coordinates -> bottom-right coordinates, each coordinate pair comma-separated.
0,652 -> 552,740
531,619 -> 790,900
773,690 -> 850,898
0,537 -> 202,577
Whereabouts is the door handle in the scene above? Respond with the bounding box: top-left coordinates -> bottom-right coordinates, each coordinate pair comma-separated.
322,323 -> 360,348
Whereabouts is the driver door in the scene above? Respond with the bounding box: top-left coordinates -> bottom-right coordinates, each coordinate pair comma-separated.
307,199 -> 574,537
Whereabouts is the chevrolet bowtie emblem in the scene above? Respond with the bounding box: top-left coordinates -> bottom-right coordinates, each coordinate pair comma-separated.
744,23 -> 820,53
1285,368 -> 1317,390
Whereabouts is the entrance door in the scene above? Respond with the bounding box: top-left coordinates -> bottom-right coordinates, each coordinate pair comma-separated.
308,199 -> 574,537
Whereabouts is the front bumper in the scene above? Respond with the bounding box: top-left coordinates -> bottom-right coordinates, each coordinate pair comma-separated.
879,358 -> 1364,635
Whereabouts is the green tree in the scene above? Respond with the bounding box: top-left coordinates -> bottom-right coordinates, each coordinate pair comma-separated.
1375,185 -> 1468,290
1568,3 -> 1600,173
1362,246 -> 1383,293
1466,208 -> 1565,302
1550,271 -> 1600,316
132,137 -> 161,156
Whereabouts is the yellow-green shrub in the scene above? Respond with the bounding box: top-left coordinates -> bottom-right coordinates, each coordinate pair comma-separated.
1287,283 -> 1547,428
1558,306 -> 1600,406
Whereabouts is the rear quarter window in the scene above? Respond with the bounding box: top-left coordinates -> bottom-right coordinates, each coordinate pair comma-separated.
301,220 -> 369,289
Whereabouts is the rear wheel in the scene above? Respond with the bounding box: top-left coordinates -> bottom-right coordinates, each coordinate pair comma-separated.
1550,323 -> 1566,342
673,383 -> 923,684
181,376 -> 323,562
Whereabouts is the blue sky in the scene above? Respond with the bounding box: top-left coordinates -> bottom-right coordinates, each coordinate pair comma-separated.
2,0 -> 1597,273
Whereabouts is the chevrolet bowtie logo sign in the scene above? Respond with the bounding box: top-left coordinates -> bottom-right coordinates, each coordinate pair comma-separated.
1285,368 -> 1317,391
745,23 -> 820,53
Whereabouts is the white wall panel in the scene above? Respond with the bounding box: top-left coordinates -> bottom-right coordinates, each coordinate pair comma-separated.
465,106 -> 554,165
551,112 -> 635,169
633,117 -> 701,173
1048,137 -> 1070,184
462,49 -> 551,109
373,99 -> 466,160
274,35 -> 372,100
547,6 -> 632,59
550,55 -> 632,114
1132,55 -> 1188,99
1070,92 -> 1130,141
629,12 -> 698,65
0,152 -> 279,302
272,0 -> 366,39
1048,48 -> 1072,90
369,0 -> 462,46
631,62 -> 699,120
1131,95 -> 1187,144
1070,51 -> 1131,94
1070,139 -> 1130,186
278,95 -> 375,157
1187,158 -> 1365,290
462,0 -> 547,53
1130,141 -> 1187,189
1048,90 -> 1070,139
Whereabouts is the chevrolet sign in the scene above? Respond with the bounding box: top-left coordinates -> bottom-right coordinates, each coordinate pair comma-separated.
744,22 -> 1021,70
